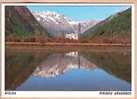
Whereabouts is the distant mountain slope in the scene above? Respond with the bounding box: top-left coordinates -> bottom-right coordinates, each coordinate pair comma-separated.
69,20 -> 99,34
5,6 -> 47,39
80,8 -> 131,43
33,11 -> 98,38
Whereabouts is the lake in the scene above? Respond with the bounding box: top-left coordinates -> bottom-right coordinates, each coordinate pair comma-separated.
5,46 -> 131,91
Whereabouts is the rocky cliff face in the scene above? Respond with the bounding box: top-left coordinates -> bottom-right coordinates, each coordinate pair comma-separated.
5,6 -> 47,38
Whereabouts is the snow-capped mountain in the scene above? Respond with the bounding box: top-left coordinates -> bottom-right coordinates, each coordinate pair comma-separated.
33,11 -> 75,38
32,11 -> 99,38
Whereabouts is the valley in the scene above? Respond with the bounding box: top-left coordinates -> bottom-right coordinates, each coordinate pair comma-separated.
4,5 -> 132,92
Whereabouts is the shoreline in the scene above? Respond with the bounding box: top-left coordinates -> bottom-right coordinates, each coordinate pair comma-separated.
5,42 -> 131,47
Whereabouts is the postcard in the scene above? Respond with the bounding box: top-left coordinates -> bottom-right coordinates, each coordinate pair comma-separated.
0,3 -> 135,98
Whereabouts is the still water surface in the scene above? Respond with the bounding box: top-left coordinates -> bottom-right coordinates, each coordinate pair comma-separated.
5,47 -> 131,91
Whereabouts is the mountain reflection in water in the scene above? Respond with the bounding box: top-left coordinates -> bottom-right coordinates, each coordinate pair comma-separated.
33,52 -> 96,78
5,48 -> 131,91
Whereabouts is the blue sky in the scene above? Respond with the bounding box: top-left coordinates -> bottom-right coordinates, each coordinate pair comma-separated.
27,5 -> 130,21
